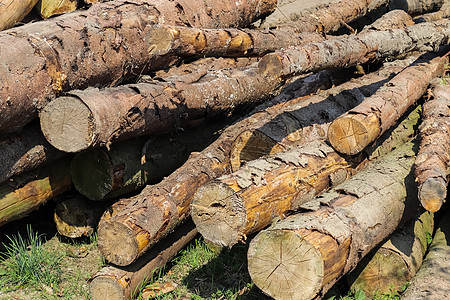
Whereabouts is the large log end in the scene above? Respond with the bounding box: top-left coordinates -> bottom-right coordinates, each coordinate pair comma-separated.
191,181 -> 246,247
89,274 -> 125,300
40,96 -> 95,153
418,177 -> 446,212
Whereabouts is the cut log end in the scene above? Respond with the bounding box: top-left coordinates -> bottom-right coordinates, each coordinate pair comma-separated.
418,177 -> 447,212
71,149 -> 113,200
257,53 -> 283,79
146,26 -> 176,55
328,113 -> 381,155
191,181 -> 246,247
40,96 -> 95,153
97,221 -> 140,266
247,229 -> 324,300
89,275 -> 125,300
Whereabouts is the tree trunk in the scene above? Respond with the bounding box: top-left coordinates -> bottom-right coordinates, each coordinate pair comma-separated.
328,52 -> 447,155
0,159 -> 71,227
247,141 -> 418,300
0,0 -> 276,135
415,78 -> 450,212
90,220 -> 197,300
0,0 -> 39,31
0,122 -> 65,184
191,105 -> 421,247
54,195 -> 106,238
70,120 -> 228,200
401,211 -> 450,299
35,0 -> 77,19
347,211 -> 434,297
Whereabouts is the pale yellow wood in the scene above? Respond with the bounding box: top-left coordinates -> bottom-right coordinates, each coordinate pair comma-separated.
0,0 -> 39,30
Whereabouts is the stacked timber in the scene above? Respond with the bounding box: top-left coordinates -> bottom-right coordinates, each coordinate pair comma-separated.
1,1 -> 450,300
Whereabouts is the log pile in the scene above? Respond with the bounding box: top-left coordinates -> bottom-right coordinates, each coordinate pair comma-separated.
1,0 -> 450,299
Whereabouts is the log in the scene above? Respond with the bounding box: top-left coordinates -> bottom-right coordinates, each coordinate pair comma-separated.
247,141 -> 418,300
191,105 -> 421,247
415,78 -> 450,212
414,1 -> 450,22
90,220 -> 197,300
389,0 -> 445,15
328,52 -> 447,155
0,0 -> 39,31
0,159 -> 71,227
359,10 -> 414,33
95,70 -> 338,266
54,195 -> 106,238
0,122 -> 65,184
35,0 -> 77,19
70,121 -> 227,200
347,211 -> 434,297
0,0 -> 276,135
401,211 -> 450,299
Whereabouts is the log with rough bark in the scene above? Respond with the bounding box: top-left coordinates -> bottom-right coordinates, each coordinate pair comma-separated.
70,121 -> 227,200
90,220 -> 197,300
191,105 -> 421,247
359,9 -> 414,33
347,211 -> 434,297
414,1 -> 450,22
0,0 -> 276,135
328,52 -> 447,155
0,0 -> 39,31
0,159 -> 71,227
247,141 -> 418,300
95,70 -> 337,266
54,195 -> 106,238
0,122 -> 65,184
401,211 -> 450,299
389,0 -> 445,15
415,78 -> 450,212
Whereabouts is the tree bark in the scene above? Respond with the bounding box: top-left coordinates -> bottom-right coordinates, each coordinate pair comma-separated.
414,78 -> 450,212
0,122 -> 65,184
328,52 -> 447,155
191,105 -> 421,247
347,211 -> 434,297
389,0 -> 445,15
401,211 -> 450,299
414,1 -> 450,22
0,0 -> 39,31
247,141 -> 418,300
359,10 -> 414,34
0,0 -> 277,135
90,220 -> 197,300
0,159 -> 71,227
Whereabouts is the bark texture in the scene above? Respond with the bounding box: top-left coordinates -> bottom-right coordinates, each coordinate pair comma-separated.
90,220 -> 197,300
359,9 -> 414,33
347,211 -> 434,297
191,105 -> 421,247
0,159 -> 71,227
414,1 -> 450,22
0,0 -> 276,134
415,78 -> 450,212
0,0 -> 39,30
247,141 -> 418,300
401,211 -> 450,299
328,53 -> 447,155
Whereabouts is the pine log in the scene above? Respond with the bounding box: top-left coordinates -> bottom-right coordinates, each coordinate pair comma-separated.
0,122 -> 65,184
328,52 -> 447,155
258,19 -> 450,80
247,141 -> 418,300
54,195 -> 106,238
35,0 -> 77,19
414,1 -> 450,22
401,211 -> 450,299
359,10 -> 414,33
0,0 -> 276,135
347,211 -> 434,297
70,121 -> 226,200
389,0 -> 445,14
0,159 -> 71,227
415,78 -> 450,212
191,105 -> 421,247
90,220 -> 197,300
95,70 -> 337,266
0,0 -> 39,31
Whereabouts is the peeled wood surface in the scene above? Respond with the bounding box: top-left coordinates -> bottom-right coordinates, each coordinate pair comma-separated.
192,105 -> 421,247
0,0 -> 276,135
0,0 -> 39,30
90,220 -> 197,300
328,53 -> 447,155
347,211 -> 434,297
401,211 -> 450,299
415,78 -> 450,212
247,141 -> 418,300
35,0 -> 77,19
0,159 -> 71,227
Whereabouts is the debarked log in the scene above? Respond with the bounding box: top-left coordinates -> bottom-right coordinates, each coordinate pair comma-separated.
247,141 -> 418,300
35,0 -> 78,19
0,0 -> 39,31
